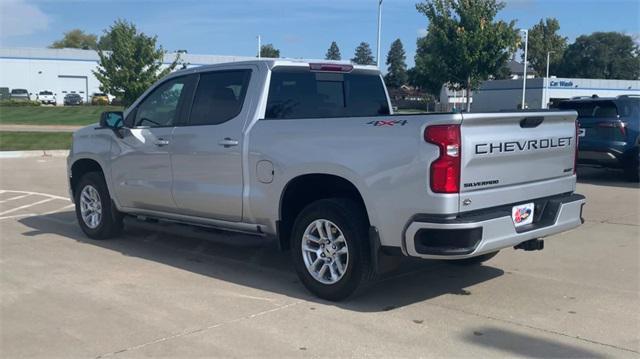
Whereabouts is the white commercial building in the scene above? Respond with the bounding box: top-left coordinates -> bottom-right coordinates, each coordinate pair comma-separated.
472,77 -> 640,112
0,47 -> 254,105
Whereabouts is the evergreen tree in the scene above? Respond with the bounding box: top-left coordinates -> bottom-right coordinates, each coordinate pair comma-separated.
325,41 -> 342,60
384,39 -> 408,88
351,42 -> 375,65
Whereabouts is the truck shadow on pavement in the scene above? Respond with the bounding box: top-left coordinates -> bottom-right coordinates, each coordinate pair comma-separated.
19,211 -> 504,312
576,166 -> 639,189
462,327 -> 606,358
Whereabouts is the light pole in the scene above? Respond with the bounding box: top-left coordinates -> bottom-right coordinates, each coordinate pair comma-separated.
543,50 -> 555,109
376,0 -> 383,68
520,29 -> 528,110
257,35 -> 261,58
546,50 -> 554,79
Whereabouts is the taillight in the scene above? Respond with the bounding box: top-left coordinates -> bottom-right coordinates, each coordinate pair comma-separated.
596,121 -> 626,137
574,120 -> 579,174
425,124 -> 461,193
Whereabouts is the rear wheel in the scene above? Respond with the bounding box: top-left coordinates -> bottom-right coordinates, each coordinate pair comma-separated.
74,172 -> 123,239
290,198 -> 373,301
448,251 -> 499,266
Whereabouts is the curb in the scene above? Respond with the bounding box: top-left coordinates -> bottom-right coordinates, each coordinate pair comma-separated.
0,150 -> 69,158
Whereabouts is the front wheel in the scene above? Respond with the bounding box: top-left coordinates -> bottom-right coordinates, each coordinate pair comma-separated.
74,172 -> 123,239
290,198 -> 373,301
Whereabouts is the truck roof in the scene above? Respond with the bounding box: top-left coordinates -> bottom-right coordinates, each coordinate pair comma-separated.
171,58 -> 380,77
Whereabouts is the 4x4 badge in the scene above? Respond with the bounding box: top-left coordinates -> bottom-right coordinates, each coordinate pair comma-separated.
367,120 -> 407,127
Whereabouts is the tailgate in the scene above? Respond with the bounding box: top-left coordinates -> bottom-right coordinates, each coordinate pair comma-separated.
459,111 -> 577,212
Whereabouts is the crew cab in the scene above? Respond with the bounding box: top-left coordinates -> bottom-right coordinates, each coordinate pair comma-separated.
67,60 -> 585,300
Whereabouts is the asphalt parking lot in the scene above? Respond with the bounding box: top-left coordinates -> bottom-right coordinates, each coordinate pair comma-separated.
0,155 -> 638,358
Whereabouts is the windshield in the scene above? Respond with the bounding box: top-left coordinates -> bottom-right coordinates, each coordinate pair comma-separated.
39,91 -> 53,95
11,89 -> 28,94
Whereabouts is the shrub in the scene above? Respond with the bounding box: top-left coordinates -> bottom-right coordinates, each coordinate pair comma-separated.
0,100 -> 41,107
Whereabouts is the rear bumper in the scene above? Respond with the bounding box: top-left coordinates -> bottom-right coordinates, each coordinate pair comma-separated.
403,193 -> 585,259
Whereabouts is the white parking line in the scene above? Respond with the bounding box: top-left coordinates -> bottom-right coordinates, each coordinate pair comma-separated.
0,198 -> 55,216
0,213 -> 37,220
0,190 -> 75,223
42,204 -> 75,215
0,194 -> 32,203
0,190 -> 70,202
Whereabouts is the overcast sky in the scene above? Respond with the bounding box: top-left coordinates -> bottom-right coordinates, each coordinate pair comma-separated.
1,0 -> 638,67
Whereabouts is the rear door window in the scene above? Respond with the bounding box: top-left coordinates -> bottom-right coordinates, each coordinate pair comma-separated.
265,67 -> 390,119
188,70 -> 252,126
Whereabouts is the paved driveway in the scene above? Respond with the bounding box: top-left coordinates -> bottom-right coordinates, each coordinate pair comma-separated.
0,156 -> 638,358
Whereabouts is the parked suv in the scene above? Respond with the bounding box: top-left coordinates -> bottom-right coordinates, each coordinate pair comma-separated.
64,93 -> 83,106
558,95 -> 639,181
68,60 -> 585,300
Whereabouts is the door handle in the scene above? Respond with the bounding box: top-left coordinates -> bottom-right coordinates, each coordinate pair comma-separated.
218,138 -> 239,148
154,138 -> 170,147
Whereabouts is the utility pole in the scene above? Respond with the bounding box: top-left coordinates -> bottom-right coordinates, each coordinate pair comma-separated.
520,29 -> 528,110
376,0 -> 383,68
257,35 -> 261,58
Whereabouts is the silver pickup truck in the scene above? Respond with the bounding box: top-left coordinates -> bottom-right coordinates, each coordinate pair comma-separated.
67,59 -> 585,300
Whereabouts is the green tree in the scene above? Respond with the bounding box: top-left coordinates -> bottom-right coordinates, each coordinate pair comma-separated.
412,35 -> 448,97
351,42 -> 375,65
325,41 -> 342,60
415,0 -> 518,111
524,18 -> 567,77
93,20 -> 180,107
559,32 -> 640,80
260,44 -> 280,58
97,32 -> 114,51
384,39 -> 408,88
49,29 -> 98,50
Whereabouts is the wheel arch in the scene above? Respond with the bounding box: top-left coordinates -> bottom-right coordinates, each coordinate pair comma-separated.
277,173 -> 371,252
70,157 -> 106,197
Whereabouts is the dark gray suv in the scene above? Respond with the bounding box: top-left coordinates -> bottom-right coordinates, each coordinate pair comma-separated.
558,95 -> 639,182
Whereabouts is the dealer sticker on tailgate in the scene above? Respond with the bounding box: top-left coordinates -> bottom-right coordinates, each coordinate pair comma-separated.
512,203 -> 534,227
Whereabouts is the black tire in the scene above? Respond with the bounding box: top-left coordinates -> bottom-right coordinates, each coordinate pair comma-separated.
74,172 -> 123,239
448,251 -> 499,266
622,147 -> 640,183
290,198 -> 373,301
623,164 -> 639,183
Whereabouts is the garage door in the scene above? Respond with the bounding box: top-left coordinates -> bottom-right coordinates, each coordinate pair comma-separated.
58,76 -> 88,102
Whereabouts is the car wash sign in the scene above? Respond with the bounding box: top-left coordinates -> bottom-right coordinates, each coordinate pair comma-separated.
549,80 -> 574,88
